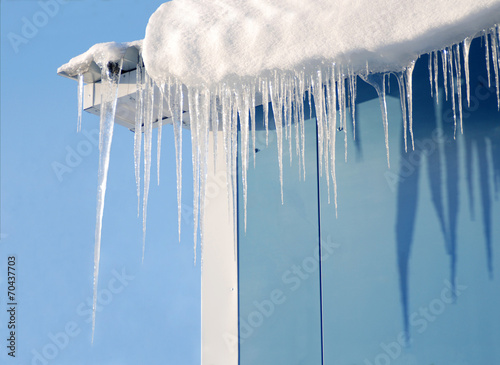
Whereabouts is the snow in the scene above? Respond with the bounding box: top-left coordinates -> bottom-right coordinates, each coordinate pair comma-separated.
58,41 -> 142,77
143,0 -> 500,86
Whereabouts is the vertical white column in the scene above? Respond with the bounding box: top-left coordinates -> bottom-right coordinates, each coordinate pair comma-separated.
201,131 -> 239,365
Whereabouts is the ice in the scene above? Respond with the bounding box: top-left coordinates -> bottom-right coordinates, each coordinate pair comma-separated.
447,46 -> 457,138
157,83 -> 165,185
188,88 -> 200,263
262,78 -> 270,146
428,53 -> 434,97
240,84 -> 251,230
134,62 -> 144,217
454,44 -> 464,134
77,74 -> 84,133
396,72 -> 408,152
349,73 -> 357,141
362,73 -> 390,167
142,73 -> 154,262
442,48 -> 449,101
270,74 -> 285,204
211,91 -> 219,173
172,81 -> 184,241
463,36 -> 473,107
485,30 -> 492,88
405,61 -> 416,150
489,27 -> 500,109
433,50 -> 439,100
92,58 -> 123,342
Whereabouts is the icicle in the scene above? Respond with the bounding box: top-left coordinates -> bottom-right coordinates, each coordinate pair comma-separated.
447,46 -> 457,138
157,83 -> 165,185
260,78 -> 269,146
405,61 -> 416,150
361,73 -> 390,167
92,58 -> 123,343
77,74 -> 84,132
250,83 -> 256,167
172,80 -> 183,242
299,71 -> 306,181
134,63 -> 143,218
323,71 -> 331,204
142,74 -> 154,262
489,27 -> 500,109
240,85 -> 251,231
270,73 -> 284,203
293,76 -> 300,165
330,66 -> 338,217
349,72 -> 357,140
485,30 -> 492,88
188,88 -> 201,264
463,36 -> 473,107
396,72 -> 408,152
433,50 -> 439,100
198,88 -> 210,266
442,49 -> 449,101
286,76 -> 293,166
211,90 -> 219,173
337,68 -> 348,162
313,70 -> 325,179
454,44 -> 463,134
428,52 -> 434,97
221,84 -> 232,216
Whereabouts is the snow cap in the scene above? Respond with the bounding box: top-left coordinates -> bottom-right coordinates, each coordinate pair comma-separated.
143,0 -> 500,86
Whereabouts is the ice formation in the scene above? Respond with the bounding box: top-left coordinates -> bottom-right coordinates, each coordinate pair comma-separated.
58,0 -> 500,342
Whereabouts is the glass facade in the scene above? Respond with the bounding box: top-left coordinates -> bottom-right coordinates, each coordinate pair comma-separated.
238,37 -> 500,364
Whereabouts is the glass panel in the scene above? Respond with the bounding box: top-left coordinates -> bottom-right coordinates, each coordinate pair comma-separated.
238,105 -> 322,365
321,38 -> 500,364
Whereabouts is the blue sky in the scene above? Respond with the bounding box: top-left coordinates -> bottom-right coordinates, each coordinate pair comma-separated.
1,1 -> 200,364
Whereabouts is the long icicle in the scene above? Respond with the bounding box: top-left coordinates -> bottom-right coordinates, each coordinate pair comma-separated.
454,44 -> 463,134
330,65 -> 338,217
270,74 -> 284,203
134,62 -> 143,217
189,88 -> 200,264
463,36 -> 473,107
157,83 -> 165,185
442,49 -> 449,101
433,50 -> 439,100
172,80 -> 183,241
485,30 -> 492,88
489,27 -> 500,109
447,46 -> 457,138
211,89 -> 219,173
77,74 -> 84,132
92,58 -> 123,343
405,61 -> 416,150
396,72 -> 408,152
142,74 -> 154,262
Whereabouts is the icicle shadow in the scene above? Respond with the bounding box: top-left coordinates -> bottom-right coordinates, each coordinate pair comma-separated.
395,53 -> 450,340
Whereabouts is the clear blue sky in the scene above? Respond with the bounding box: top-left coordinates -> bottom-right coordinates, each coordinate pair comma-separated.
1,1 -> 200,364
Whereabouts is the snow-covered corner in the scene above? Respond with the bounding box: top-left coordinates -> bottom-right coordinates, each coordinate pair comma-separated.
143,0 -> 500,86
57,40 -> 143,82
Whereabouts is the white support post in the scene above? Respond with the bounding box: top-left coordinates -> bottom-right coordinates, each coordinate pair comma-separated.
201,131 -> 239,365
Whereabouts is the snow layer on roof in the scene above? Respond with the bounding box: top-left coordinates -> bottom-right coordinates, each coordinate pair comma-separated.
143,0 -> 500,86
58,40 -> 142,77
